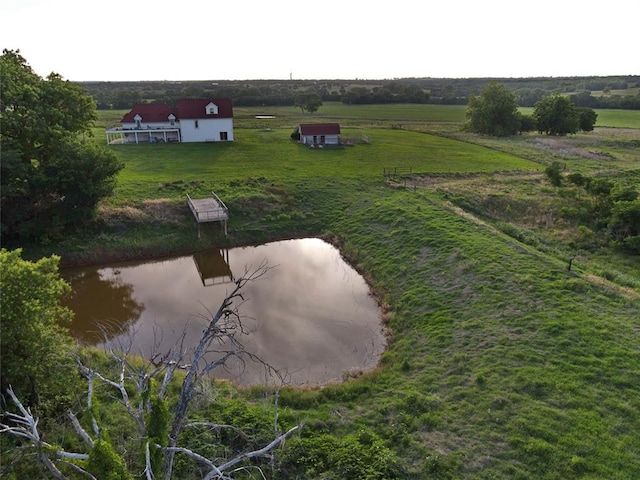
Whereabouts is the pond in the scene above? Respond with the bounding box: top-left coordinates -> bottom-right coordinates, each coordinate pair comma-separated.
62,238 -> 385,386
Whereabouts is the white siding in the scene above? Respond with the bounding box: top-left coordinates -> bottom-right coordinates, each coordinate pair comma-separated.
179,118 -> 234,143
300,134 -> 340,145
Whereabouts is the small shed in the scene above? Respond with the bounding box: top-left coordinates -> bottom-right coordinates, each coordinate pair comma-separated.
298,123 -> 341,146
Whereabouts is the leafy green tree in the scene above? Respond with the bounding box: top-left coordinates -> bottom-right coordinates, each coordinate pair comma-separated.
514,87 -> 546,107
111,88 -> 143,109
464,81 -> 521,136
569,90 -> 600,108
399,83 -> 429,103
0,49 -> 124,243
519,114 -> 537,133
577,106 -> 598,131
533,94 -> 579,135
0,249 -> 80,410
294,92 -> 323,113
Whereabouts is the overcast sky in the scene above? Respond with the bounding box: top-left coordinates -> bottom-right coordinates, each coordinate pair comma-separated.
2,0 -> 638,82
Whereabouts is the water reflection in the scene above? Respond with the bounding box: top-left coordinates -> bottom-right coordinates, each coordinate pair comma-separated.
62,269 -> 144,344
62,238 -> 385,386
193,249 -> 233,285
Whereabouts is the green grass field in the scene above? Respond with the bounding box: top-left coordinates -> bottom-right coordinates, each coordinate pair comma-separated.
29,105 -> 640,479
590,108 -> 640,128
107,128 -> 538,200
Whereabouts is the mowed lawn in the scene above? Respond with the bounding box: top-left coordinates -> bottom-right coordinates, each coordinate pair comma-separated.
109,128 -> 540,201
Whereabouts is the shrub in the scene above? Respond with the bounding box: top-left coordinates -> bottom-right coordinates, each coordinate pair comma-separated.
567,172 -> 589,187
545,161 -> 564,187
277,429 -> 404,479
86,440 -> 132,480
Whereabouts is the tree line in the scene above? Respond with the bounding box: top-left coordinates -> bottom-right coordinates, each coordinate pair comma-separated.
79,75 -> 640,110
464,81 -> 600,136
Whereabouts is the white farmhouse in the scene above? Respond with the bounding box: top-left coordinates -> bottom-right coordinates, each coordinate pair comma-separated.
106,98 -> 234,144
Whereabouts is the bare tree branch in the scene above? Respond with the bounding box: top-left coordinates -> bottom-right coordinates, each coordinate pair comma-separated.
58,461 -> 97,480
204,425 -> 301,480
270,389 -> 280,471
67,410 -> 94,449
163,446 -> 220,473
86,374 -> 101,439
163,261 -> 276,479
144,440 -> 154,480
1,386 -> 90,480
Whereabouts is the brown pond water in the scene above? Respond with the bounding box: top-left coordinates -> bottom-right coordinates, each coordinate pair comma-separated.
62,238 -> 385,386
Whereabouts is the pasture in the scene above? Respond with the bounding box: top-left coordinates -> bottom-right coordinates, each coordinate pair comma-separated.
51,105 -> 640,479
107,128 -> 539,200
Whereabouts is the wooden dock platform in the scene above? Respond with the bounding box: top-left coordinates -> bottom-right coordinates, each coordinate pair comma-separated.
187,192 -> 228,237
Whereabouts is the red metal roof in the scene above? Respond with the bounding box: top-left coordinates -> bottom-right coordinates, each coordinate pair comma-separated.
120,103 -> 175,123
299,123 -> 341,135
120,99 -> 233,123
176,98 -> 233,119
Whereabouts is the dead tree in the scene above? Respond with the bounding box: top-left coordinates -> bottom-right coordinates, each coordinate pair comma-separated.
1,261 -> 301,479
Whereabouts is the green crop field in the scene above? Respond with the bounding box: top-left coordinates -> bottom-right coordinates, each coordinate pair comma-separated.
22,105 -> 639,479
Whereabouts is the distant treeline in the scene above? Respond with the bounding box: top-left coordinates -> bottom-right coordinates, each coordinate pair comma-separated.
79,75 -> 640,110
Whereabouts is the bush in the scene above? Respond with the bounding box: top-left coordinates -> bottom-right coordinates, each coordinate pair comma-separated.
86,440 -> 132,480
545,161 -> 564,187
567,172 -> 589,187
277,429 -> 404,479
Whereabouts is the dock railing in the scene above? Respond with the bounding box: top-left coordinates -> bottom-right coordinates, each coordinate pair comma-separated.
187,192 -> 229,223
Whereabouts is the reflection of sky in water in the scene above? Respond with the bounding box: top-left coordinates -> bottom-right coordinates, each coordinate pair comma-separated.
62,238 -> 385,386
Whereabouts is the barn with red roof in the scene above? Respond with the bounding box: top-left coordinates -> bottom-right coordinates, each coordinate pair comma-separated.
296,123 -> 341,147
106,98 -> 234,144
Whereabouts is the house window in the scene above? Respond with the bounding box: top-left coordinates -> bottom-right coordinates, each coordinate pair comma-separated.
135,119 -> 141,129
320,135 -> 325,144
220,131 -> 228,141
195,120 -> 199,129
170,118 -> 175,126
